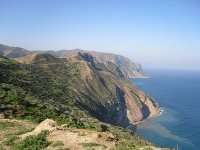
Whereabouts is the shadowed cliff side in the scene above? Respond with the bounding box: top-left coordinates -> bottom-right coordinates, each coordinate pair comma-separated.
64,52 -> 159,126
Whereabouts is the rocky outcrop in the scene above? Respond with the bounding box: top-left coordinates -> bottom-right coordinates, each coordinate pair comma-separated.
122,86 -> 159,124
21,119 -> 57,139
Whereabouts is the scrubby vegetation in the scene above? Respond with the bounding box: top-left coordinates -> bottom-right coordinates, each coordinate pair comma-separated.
0,55 -> 91,127
0,119 -> 36,150
0,54 -> 128,128
12,131 -> 49,150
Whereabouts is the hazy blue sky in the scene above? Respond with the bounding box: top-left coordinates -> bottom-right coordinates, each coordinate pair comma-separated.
1,0 -> 200,70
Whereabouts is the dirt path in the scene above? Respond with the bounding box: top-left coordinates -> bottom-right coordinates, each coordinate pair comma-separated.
48,128 -> 116,150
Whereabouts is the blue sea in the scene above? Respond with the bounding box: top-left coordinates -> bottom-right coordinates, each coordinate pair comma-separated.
133,70 -> 200,150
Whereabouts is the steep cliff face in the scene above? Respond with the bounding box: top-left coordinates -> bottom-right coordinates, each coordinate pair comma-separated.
64,52 -> 159,126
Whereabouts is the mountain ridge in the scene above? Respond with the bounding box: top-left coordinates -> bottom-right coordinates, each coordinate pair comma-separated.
0,43 -> 145,78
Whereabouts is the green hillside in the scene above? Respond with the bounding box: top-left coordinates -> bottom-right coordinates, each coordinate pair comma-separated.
0,53 -> 163,150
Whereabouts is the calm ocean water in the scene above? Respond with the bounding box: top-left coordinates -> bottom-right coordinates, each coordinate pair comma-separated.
133,70 -> 200,150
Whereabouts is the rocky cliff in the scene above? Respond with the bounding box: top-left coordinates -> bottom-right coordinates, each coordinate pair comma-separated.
67,52 -> 159,125
0,51 -> 159,127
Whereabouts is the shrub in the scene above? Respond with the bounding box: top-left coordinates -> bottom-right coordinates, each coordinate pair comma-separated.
4,135 -> 18,146
115,141 -> 136,150
12,130 -> 49,150
97,124 -> 109,132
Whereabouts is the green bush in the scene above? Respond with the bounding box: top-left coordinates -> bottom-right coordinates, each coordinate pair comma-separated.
115,141 -> 137,150
12,131 -> 49,150
4,135 -> 18,146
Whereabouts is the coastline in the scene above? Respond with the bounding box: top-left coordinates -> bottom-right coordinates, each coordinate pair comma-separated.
131,75 -> 150,79
133,107 -> 164,126
130,76 -> 160,125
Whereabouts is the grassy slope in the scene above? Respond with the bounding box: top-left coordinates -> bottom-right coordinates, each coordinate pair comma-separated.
1,55 -> 78,119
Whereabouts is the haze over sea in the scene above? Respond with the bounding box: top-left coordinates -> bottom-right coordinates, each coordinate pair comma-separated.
133,70 -> 200,150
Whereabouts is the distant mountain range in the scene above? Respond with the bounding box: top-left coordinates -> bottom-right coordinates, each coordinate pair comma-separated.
0,44 -> 30,58
0,44 -> 144,78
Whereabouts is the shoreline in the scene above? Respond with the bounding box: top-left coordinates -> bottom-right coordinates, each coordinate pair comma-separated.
131,76 -> 150,79
133,107 -> 164,126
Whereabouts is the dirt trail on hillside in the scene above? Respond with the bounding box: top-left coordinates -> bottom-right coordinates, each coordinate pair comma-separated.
48,128 -> 116,150
18,119 -> 168,150
20,119 -> 116,150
